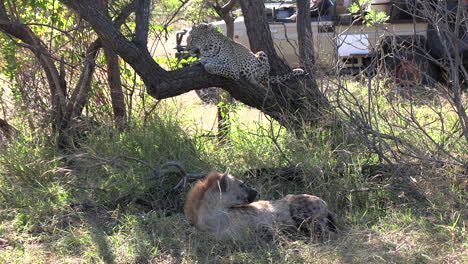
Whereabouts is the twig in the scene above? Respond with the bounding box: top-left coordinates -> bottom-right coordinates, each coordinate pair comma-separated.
67,155 -> 206,191
67,153 -> 155,171
64,182 -> 108,192
156,160 -> 206,190
113,155 -> 154,169
67,154 -> 128,170
340,186 -> 405,194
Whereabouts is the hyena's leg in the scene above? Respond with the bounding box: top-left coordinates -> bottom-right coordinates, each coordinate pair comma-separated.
286,194 -> 333,240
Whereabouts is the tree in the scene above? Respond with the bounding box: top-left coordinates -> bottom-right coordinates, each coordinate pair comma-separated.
0,0 -> 133,146
58,0 -> 330,131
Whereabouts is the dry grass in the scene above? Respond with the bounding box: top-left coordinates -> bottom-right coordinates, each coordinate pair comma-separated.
0,209 -> 465,264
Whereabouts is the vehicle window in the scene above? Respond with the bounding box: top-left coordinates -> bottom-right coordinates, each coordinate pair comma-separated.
277,10 -> 292,19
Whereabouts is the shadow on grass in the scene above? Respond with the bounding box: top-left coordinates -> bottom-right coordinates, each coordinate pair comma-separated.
118,211 -> 413,264
59,191 -> 460,263
85,213 -> 116,264
29,206 -> 459,263
126,212 -> 441,264
122,211 -> 301,263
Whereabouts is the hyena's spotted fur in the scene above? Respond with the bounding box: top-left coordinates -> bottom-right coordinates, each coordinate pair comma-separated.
185,171 -> 336,239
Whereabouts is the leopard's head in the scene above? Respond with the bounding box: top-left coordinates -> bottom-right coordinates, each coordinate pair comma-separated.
187,24 -> 223,56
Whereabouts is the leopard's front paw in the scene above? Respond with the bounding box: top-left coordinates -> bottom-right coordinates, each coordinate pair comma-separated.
203,63 -> 217,74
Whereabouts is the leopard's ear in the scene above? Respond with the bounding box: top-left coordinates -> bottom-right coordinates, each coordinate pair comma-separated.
219,168 -> 230,192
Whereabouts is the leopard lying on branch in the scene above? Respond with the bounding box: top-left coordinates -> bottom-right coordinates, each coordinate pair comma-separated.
187,24 -> 305,85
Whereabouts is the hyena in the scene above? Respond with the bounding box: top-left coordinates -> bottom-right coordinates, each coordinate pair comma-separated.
184,170 -> 337,239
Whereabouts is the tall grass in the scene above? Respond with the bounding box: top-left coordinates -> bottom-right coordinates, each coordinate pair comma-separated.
0,92 -> 466,263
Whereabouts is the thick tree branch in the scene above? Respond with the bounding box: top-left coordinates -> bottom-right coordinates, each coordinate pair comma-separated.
59,0 -> 236,97
134,0 -> 150,48
112,2 -> 136,26
59,0 -> 169,94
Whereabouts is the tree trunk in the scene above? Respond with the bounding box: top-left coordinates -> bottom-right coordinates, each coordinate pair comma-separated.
101,0 -> 128,129
103,46 -> 127,128
296,0 -> 315,73
238,0 -> 290,74
238,0 -> 330,127
295,0 -> 325,125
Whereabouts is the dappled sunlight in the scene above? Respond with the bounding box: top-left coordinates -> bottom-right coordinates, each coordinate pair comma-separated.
160,90 -> 270,133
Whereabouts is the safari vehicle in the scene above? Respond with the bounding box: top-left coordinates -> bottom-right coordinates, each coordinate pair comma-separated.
175,0 -> 468,88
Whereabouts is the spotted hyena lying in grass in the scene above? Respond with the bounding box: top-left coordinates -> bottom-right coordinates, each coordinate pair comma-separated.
185,170 -> 337,240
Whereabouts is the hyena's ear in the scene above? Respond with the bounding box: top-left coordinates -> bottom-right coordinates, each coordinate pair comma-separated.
219,168 -> 230,192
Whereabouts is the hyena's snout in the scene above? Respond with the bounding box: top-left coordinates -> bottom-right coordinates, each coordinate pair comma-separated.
246,187 -> 258,203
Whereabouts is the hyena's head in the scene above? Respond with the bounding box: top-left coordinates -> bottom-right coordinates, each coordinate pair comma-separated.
213,170 -> 258,207
185,170 -> 258,225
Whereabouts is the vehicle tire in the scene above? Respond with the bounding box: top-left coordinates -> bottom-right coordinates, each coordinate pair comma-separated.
195,87 -> 220,104
382,51 -> 438,89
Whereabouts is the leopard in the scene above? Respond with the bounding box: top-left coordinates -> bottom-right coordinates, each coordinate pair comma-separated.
185,170 -> 337,240
187,24 -> 305,85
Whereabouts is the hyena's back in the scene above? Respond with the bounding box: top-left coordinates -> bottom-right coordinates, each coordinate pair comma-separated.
284,194 -> 336,234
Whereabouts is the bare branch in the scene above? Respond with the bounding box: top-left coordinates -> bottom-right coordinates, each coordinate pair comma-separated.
65,183 -> 108,192
66,1 -> 136,126
67,154 -> 129,170
340,186 -> 405,194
